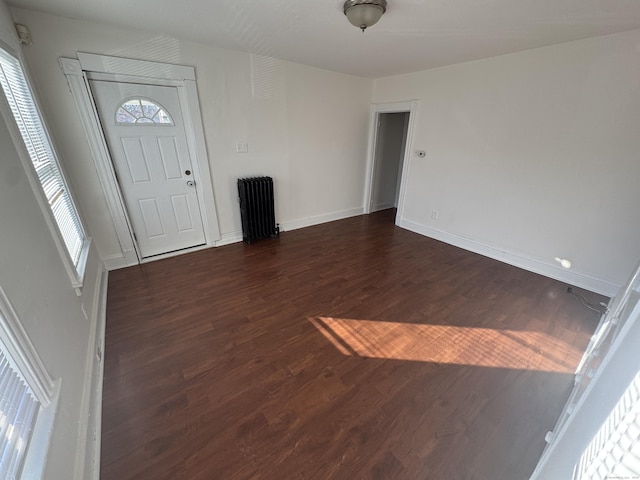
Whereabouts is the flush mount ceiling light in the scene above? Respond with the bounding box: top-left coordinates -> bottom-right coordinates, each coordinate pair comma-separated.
343,0 -> 387,32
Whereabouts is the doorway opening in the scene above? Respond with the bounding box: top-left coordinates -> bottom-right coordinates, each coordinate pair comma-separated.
363,101 -> 418,224
60,53 -> 221,268
90,80 -> 207,260
370,112 -> 409,215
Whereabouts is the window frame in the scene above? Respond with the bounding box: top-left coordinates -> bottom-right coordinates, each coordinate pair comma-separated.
0,42 -> 90,294
0,287 -> 60,480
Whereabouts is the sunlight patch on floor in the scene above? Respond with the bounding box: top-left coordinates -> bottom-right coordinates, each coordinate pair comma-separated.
309,317 -> 582,373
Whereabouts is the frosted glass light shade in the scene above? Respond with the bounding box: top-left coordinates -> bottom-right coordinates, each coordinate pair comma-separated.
344,0 -> 387,31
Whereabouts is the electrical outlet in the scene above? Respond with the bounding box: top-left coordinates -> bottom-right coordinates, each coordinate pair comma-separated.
431,210 -> 439,220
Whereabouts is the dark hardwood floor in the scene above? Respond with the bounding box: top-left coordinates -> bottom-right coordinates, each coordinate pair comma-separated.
102,209 -> 605,480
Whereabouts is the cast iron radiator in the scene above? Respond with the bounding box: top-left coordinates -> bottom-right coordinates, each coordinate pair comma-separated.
237,176 -> 279,243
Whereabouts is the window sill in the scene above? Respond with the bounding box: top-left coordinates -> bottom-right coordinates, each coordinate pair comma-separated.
72,237 -> 92,296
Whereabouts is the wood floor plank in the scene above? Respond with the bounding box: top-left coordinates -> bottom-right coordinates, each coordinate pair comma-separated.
102,209 -> 605,479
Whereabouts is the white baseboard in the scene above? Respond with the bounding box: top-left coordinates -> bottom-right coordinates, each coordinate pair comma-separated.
106,207 -> 363,254
371,202 -> 394,212
102,254 -> 127,271
398,218 -> 620,297
214,208 -> 365,246
103,248 -> 138,270
280,207 -> 364,233
215,231 -> 243,247
74,267 -> 108,480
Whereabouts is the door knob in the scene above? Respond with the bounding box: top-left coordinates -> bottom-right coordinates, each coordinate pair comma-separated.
186,180 -> 195,187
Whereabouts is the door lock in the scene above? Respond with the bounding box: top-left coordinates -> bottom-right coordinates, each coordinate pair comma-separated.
186,180 -> 195,187
185,170 -> 191,176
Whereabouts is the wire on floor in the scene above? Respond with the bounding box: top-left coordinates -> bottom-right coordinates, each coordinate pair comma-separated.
567,287 -> 607,316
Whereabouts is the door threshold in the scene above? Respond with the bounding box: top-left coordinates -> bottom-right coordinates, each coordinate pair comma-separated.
140,243 -> 208,264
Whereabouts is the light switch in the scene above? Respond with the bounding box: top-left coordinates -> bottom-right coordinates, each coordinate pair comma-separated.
236,142 -> 249,153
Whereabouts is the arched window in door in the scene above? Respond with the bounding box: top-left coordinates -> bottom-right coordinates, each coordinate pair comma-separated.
115,97 -> 174,125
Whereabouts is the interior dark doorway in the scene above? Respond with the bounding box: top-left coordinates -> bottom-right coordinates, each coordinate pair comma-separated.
370,111 -> 410,218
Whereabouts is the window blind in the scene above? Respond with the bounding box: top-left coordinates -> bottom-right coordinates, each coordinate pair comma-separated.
0,49 -> 85,266
0,349 -> 40,479
573,369 -> 640,479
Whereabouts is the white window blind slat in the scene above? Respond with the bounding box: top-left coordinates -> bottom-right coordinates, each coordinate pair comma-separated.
0,288 -> 57,480
574,370 -> 640,479
15,398 -> 39,477
0,351 -> 40,479
2,390 -> 38,478
0,49 -> 86,269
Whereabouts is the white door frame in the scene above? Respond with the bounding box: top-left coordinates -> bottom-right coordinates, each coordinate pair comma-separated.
60,53 -> 220,268
363,101 -> 419,226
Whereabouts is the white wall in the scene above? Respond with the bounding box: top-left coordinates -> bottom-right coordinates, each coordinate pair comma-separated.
374,30 -> 640,294
9,8 -> 373,260
0,3 -> 104,479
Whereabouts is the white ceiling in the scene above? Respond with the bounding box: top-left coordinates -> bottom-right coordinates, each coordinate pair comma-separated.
8,0 -> 640,78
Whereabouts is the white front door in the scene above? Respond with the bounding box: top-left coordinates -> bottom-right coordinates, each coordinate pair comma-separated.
90,80 -> 206,258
